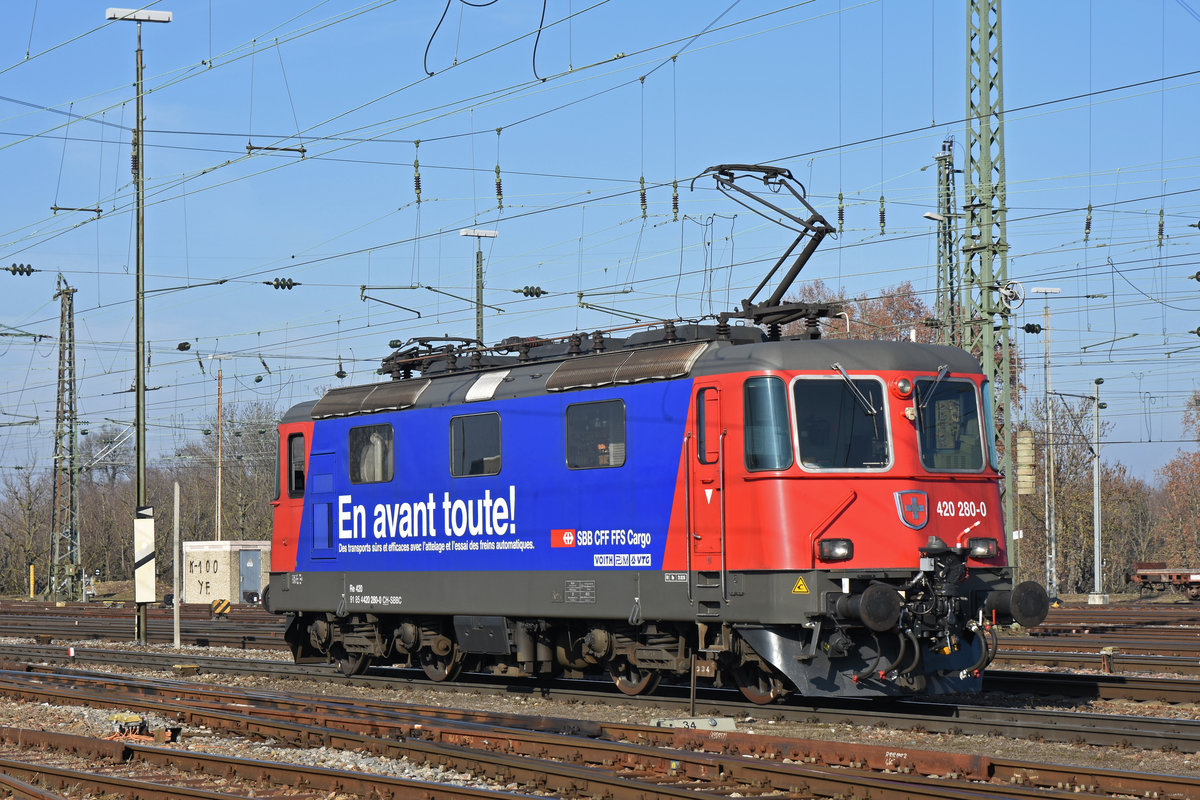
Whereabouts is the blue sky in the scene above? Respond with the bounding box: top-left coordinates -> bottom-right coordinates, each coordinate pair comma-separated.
2,0 -> 1199,483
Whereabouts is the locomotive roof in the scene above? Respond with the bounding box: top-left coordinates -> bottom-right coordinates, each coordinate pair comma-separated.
283,327 -> 984,423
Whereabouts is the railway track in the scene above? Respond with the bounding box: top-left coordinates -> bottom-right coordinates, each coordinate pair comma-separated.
8,600 -> 1200,663
0,597 -> 1199,798
0,603 -> 286,650
0,726 -> 514,799
0,660 -> 1196,799
2,642 -> 1199,748
4,629 -> 1200,703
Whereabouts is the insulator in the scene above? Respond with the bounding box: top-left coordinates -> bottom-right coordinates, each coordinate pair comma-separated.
495,164 -> 503,210
879,195 -> 885,235
7,263 -> 34,276
413,141 -> 421,204
672,180 -> 679,222
1084,204 -> 1092,241
592,330 -> 605,352
1158,208 -> 1164,247
639,176 -> 647,220
265,277 -> 299,289
130,153 -> 139,176
1023,323 -> 1042,334
838,192 -> 844,230
522,285 -> 545,297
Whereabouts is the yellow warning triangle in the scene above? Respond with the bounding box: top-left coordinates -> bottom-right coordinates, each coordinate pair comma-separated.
791,576 -> 810,594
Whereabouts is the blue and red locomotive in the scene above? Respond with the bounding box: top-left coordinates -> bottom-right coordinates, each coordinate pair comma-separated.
265,166 -> 1047,702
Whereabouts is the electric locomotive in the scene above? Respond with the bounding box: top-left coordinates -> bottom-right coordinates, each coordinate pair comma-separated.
265,166 -> 1048,702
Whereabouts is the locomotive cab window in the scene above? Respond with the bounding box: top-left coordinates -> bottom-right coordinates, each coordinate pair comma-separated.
566,400 -> 626,469
450,412 -> 501,477
349,423 -> 394,484
287,433 -> 306,497
914,377 -> 984,472
744,377 -> 793,471
793,377 -> 889,470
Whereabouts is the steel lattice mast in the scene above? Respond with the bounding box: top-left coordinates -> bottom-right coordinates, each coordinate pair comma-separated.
964,0 -> 1015,544
50,276 -> 82,602
932,137 -> 962,348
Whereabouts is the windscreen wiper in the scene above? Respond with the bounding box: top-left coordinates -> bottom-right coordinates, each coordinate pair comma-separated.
830,362 -> 877,416
919,364 -> 950,410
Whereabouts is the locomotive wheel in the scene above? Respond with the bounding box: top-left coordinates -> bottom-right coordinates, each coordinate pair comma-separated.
730,661 -> 789,705
420,644 -> 463,682
331,644 -> 371,677
607,657 -> 661,696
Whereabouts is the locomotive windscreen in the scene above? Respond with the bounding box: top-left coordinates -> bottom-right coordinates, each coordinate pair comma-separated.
793,377 -> 889,470
914,378 -> 985,472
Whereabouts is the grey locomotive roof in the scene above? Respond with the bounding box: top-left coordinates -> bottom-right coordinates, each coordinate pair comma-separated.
286,329 -> 984,422
689,338 -> 981,377
280,399 -> 319,424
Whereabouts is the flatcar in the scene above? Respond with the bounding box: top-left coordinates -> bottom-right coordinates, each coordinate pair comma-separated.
1126,562 -> 1200,601
265,165 -> 1047,702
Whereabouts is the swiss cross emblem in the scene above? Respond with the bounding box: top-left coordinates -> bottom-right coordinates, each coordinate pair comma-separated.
894,490 -> 929,530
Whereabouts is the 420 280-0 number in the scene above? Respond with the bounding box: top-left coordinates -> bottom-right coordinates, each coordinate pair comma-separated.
934,500 -> 988,517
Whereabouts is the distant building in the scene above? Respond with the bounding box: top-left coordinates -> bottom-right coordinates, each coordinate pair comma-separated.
182,540 -> 270,605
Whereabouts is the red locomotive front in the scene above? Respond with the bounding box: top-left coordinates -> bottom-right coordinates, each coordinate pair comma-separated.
656,343 -> 1046,700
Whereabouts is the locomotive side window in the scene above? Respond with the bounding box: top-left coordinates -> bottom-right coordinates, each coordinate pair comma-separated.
349,424 -> 394,483
287,433 -> 306,496
450,412 -> 501,476
793,378 -> 889,470
981,380 -> 1001,470
914,378 -> 984,472
744,377 -> 793,471
566,400 -> 626,469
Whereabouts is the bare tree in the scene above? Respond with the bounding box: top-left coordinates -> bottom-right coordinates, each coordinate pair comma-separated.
0,468 -> 51,594
786,279 -> 937,342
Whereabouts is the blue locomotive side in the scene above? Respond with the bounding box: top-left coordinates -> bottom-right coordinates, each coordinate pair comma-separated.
291,381 -> 692,574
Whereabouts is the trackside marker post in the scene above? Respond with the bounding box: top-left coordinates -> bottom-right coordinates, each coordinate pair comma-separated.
134,505 -> 155,643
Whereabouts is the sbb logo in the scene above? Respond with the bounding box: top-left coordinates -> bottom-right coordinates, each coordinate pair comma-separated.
551,529 -> 576,547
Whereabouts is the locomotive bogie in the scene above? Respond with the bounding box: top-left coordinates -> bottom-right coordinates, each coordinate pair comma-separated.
268,331 -> 1047,700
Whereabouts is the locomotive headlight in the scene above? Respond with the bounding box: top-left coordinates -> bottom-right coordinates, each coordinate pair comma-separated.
967,537 -> 999,559
891,377 -> 913,399
818,538 -> 854,562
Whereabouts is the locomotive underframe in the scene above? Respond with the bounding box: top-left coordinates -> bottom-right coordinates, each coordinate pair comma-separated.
269,562 -> 1017,698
